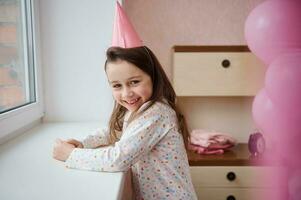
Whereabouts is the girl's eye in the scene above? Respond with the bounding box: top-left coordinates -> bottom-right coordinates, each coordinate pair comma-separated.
130,80 -> 140,85
112,84 -> 121,89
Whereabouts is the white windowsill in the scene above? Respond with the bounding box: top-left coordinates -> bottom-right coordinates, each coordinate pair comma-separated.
0,103 -> 44,145
0,122 -> 132,200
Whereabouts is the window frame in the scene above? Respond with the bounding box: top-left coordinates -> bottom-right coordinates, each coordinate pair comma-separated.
0,0 -> 44,144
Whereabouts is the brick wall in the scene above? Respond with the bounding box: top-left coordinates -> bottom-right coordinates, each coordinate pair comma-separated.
0,1 -> 24,112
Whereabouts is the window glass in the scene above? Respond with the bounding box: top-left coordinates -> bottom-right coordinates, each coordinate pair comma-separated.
0,0 -> 35,114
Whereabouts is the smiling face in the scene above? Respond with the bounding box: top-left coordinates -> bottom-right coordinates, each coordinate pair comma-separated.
106,59 -> 153,112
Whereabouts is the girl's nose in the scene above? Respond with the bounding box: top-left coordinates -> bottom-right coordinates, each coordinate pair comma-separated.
122,88 -> 134,98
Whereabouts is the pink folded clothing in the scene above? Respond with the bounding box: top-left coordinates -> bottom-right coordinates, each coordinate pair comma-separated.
188,129 -> 237,155
188,143 -> 225,155
190,129 -> 237,147
205,143 -> 234,150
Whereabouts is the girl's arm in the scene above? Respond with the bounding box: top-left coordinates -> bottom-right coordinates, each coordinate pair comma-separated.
65,107 -> 174,172
80,127 -> 110,148
66,139 -> 84,148
66,127 -> 110,149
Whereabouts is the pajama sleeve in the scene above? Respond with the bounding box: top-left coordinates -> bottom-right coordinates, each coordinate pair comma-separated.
81,127 -> 110,148
66,108 -> 173,172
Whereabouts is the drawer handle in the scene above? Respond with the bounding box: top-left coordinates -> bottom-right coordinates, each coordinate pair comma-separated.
227,195 -> 236,200
222,59 -> 231,68
226,172 -> 236,181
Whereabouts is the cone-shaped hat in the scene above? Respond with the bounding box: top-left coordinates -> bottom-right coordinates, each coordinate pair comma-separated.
112,2 -> 143,48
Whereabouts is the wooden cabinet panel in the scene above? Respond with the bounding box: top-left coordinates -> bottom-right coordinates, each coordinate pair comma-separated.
190,166 -> 285,188
172,46 -> 265,96
193,188 -> 284,200
188,144 -> 287,200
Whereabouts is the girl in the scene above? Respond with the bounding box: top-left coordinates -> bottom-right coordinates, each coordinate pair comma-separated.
53,46 -> 197,200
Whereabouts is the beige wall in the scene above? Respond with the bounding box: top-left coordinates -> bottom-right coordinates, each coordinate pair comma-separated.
124,0 -> 265,142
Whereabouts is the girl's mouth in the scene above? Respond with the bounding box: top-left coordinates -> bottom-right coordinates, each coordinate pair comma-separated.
125,98 -> 140,105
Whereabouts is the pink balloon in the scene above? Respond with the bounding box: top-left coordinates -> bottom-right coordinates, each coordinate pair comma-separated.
265,53 -> 301,120
252,89 -> 301,167
253,88 -> 300,136
252,89 -> 274,133
245,0 -> 301,65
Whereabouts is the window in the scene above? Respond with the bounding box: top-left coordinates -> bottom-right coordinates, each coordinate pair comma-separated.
0,0 -> 36,113
0,0 -> 43,143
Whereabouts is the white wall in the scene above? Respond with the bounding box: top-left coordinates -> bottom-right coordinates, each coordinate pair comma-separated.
39,0 -> 116,122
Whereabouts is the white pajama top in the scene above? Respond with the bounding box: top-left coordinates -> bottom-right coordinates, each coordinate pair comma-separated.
66,101 -> 197,200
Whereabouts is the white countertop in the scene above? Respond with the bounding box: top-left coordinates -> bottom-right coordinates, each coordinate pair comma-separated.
0,122 -> 130,200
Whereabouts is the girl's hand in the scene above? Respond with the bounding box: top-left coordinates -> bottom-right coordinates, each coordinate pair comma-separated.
53,139 -> 75,162
66,139 -> 84,148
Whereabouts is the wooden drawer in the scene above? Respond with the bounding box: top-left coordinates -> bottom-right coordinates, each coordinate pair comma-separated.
173,52 -> 265,96
190,166 -> 285,188
194,188 -> 284,200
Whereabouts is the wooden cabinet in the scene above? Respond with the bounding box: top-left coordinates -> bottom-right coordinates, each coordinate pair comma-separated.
187,144 -> 286,200
172,46 -> 265,96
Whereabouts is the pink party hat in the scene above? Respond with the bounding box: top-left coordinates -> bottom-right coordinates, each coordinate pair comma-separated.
112,1 -> 143,48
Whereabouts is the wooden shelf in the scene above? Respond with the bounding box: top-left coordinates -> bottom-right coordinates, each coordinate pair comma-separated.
187,143 -> 271,166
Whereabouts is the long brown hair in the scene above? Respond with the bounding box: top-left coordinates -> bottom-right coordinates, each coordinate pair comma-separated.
104,46 -> 189,148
